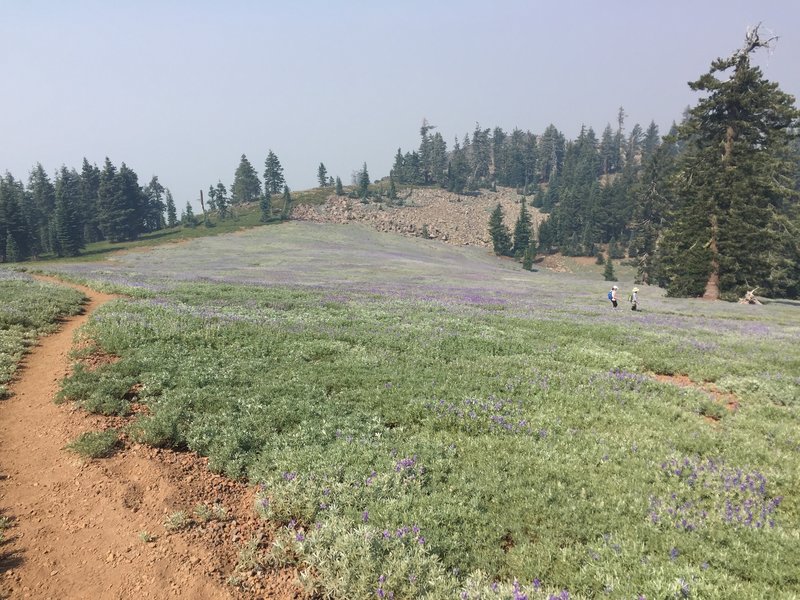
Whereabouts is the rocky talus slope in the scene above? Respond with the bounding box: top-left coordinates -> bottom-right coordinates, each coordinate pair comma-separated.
291,187 -> 544,248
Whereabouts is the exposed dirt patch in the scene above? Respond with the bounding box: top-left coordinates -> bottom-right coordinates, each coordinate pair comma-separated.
652,373 -> 740,413
0,276 -> 301,600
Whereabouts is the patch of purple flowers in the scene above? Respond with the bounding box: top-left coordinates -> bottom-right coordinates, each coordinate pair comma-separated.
424,395 -> 538,436
650,456 -> 781,531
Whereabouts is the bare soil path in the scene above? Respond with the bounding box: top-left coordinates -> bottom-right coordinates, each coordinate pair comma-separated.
0,277 -> 298,599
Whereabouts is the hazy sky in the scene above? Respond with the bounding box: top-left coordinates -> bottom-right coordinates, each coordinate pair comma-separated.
2,1 -> 799,209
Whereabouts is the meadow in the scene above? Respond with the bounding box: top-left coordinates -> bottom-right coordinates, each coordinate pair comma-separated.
19,222 -> 800,598
0,270 -> 85,399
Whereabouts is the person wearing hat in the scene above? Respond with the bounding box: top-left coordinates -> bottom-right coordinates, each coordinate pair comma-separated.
629,287 -> 639,311
610,285 -> 619,309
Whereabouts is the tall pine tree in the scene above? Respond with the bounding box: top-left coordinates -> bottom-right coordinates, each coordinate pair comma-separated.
231,154 -> 262,204
657,28 -> 800,299
488,203 -> 512,256
264,150 -> 286,195
512,197 -> 533,257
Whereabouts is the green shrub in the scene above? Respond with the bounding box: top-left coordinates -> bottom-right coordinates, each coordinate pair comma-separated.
66,429 -> 119,458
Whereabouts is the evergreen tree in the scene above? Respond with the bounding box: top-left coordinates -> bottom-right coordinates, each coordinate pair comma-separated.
79,159 -> 103,243
318,163 -> 328,187
97,158 -> 126,242
165,189 -> 177,227
0,174 -> 31,261
522,244 -> 535,271
206,185 -> 217,212
512,197 -> 533,257
27,163 -> 56,256
182,201 -> 196,227
392,149 -> 406,183
231,154 -> 262,204
488,203 -> 512,256
657,28 -> 800,299
537,215 -> 557,254
260,190 -> 271,222
607,237 -> 624,259
263,150 -> 285,195
470,124 -> 491,183
215,181 -> 229,220
118,163 -> 145,240
335,176 -> 343,196
54,166 -> 83,257
357,162 -> 370,198
281,185 -> 292,220
628,135 -> 678,284
603,254 -> 617,281
143,175 -> 166,232
4,233 -> 20,263
447,138 -> 470,194
388,173 -> 398,201
641,121 -> 661,163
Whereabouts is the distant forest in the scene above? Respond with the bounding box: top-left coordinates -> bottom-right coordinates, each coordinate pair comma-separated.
389,30 -> 800,300
1,30 -> 798,300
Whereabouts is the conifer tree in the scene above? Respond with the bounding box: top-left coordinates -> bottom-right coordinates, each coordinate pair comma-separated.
318,163 -> 328,187
4,233 -> 20,263
260,190 -> 271,222
335,176 -> 343,196
165,189 -> 177,228
143,175 -> 166,233
388,173 -> 398,201
512,197 -> 533,257
488,203 -> 512,256
78,159 -> 103,243
97,158 -> 126,242
27,163 -> 56,255
54,167 -> 84,257
522,244 -> 535,270
0,174 -> 31,261
281,185 -> 292,220
357,162 -> 370,198
603,254 -> 617,281
215,181 -> 229,220
182,201 -> 196,227
231,154 -> 262,204
657,27 -> 800,299
264,150 -> 285,195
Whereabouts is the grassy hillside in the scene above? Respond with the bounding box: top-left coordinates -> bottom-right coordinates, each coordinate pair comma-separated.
29,223 -> 800,598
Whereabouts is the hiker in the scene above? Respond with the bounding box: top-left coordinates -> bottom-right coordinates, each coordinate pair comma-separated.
609,285 -> 619,309
629,287 -> 639,311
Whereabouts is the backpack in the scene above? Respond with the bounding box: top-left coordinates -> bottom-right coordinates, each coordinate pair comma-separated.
607,290 -> 613,300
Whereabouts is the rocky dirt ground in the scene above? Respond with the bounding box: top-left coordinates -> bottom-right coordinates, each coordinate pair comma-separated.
292,186 -> 544,248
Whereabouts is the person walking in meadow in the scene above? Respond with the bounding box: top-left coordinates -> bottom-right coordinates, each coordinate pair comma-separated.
608,285 -> 619,309
629,287 -> 639,311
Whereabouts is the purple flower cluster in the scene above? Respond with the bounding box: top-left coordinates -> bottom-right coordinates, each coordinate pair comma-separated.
595,368 -> 649,393
376,574 -> 394,599
424,396 -> 536,436
650,456 -> 781,530
395,456 -> 417,471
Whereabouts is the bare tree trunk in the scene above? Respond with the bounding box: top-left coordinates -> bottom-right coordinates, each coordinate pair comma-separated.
703,214 -> 720,299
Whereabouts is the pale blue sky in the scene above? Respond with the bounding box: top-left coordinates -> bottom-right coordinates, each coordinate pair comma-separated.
2,1 -> 799,208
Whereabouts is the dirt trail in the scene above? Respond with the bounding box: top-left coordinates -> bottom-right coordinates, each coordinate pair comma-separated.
0,277 -> 299,599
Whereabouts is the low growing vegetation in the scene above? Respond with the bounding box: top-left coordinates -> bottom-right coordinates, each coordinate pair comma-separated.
65,429 -> 120,459
0,270 -> 85,398
39,224 -> 800,598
